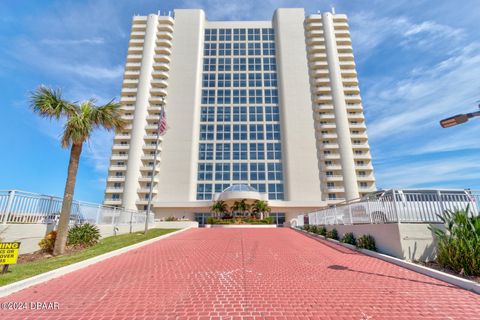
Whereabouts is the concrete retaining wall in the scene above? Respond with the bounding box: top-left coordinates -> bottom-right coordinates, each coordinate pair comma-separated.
205,224 -> 276,228
323,223 -> 443,262
1,220 -> 197,254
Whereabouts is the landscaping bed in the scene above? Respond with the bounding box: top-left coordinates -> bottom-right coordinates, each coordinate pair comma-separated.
0,228 -> 178,286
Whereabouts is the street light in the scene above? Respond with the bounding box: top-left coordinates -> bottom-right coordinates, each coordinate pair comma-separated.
440,105 -> 480,128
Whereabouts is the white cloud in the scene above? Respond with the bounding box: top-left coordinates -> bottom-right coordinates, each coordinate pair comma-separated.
40,37 -> 105,45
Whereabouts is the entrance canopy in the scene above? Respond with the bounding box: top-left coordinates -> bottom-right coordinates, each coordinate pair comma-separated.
213,184 -> 268,203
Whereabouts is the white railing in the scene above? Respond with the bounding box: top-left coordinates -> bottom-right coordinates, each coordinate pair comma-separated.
0,190 -> 153,226
306,189 -> 480,226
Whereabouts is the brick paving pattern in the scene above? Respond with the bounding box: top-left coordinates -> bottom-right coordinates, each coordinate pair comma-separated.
0,228 -> 479,319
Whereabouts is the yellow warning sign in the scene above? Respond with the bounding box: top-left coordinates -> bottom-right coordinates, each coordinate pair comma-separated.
0,242 -> 20,265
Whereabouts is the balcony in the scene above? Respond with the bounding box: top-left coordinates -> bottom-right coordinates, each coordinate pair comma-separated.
105,187 -> 124,193
307,45 -> 326,53
130,31 -> 145,39
314,104 -> 333,112
305,30 -> 324,39
306,38 -> 325,46
124,70 -> 140,79
323,175 -> 343,181
128,38 -> 144,45
355,163 -> 373,170
111,154 -> 128,160
122,115 -> 134,121
305,22 -> 323,30
334,22 -> 349,30
104,199 -> 122,205
338,53 -> 354,61
109,165 -> 127,171
154,54 -> 170,63
152,70 -> 169,79
144,134 -> 164,140
114,134 -> 131,140
349,123 -> 367,129
142,144 -> 163,151
318,142 -> 339,149
315,123 -> 336,130
107,176 -> 125,182
125,62 -> 141,70
151,79 -> 168,88
315,95 -> 333,103
319,153 -> 340,160
340,61 -> 356,69
323,186 -> 345,193
122,88 -> 137,96
123,79 -> 139,87
156,39 -> 172,48
324,164 -> 342,170
140,165 -> 160,172
153,63 -> 169,71
309,53 -> 327,61
316,113 -> 335,120
311,69 -> 329,78
308,60 -> 328,69
126,54 -> 143,62
127,46 -> 143,54
335,30 -> 350,38
357,175 -> 376,182
112,144 -> 130,150
157,31 -> 173,40
155,46 -> 171,55
141,155 -> 157,160
139,176 -> 159,182
150,92 -> 167,100
348,113 -> 365,121
158,17 -> 174,26
137,188 -> 158,194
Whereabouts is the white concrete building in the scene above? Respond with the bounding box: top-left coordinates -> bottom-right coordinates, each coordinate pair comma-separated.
104,8 -> 376,225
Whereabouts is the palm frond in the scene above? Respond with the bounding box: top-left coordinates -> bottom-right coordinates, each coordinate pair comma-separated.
30,86 -> 77,119
90,99 -> 125,131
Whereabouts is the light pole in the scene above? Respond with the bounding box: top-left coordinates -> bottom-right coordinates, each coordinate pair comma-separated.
144,96 -> 165,234
440,104 -> 480,128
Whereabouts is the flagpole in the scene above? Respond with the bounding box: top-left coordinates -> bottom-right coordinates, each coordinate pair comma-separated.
144,96 -> 165,234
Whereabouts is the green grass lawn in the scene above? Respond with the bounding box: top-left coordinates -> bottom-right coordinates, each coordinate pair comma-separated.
0,228 -> 178,287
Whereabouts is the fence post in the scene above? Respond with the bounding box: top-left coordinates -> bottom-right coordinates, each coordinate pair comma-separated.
129,210 -> 134,234
437,190 -> 445,217
2,190 -> 16,225
112,207 -> 117,225
392,189 -> 400,223
96,205 -> 101,224
348,204 -> 353,225
333,205 -> 338,225
366,199 -> 373,223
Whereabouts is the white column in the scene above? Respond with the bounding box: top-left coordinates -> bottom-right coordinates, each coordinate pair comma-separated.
322,12 -> 359,200
123,14 -> 158,210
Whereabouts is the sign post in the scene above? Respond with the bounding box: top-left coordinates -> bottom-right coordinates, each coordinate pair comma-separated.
0,242 -> 21,274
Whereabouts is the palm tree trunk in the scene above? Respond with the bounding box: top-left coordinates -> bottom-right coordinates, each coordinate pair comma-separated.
53,143 -> 83,256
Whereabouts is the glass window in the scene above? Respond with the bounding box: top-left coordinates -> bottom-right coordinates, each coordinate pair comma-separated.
249,124 -> 264,140
216,124 -> 231,140
250,143 -> 265,160
199,143 -> 214,160
215,163 -> 231,180
232,106 -> 247,122
232,163 -> 248,180
268,163 -> 283,181
249,106 -> 264,122
197,163 -> 213,181
201,89 -> 215,104
266,124 -> 281,140
200,124 -> 214,140
203,58 -> 216,71
268,183 -> 284,200
196,183 -> 213,200
232,89 -> 247,104
233,73 -> 247,87
202,73 -> 216,87
266,143 -> 281,160
233,124 -> 248,140
216,106 -> 231,122
250,163 -> 266,180
200,107 -> 215,122
232,143 -> 248,160
216,143 -> 231,160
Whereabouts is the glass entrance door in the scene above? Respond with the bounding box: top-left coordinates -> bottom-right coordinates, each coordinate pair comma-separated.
270,212 -> 285,227
194,213 -> 211,227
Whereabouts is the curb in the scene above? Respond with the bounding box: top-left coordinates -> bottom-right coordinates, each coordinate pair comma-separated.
0,227 -> 193,298
292,227 -> 480,295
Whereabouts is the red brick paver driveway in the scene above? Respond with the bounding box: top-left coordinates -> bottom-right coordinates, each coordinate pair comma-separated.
1,228 -> 479,319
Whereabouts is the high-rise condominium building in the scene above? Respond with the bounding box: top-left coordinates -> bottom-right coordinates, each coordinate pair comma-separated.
104,8 -> 376,225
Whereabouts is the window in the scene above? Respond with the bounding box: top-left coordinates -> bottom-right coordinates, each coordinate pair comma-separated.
233,28 -> 246,41
233,124 -> 248,140
250,143 -> 265,160
265,106 -> 280,121
197,163 -> 213,181
327,182 -> 335,188
218,42 -> 232,55
233,42 -> 246,55
197,184 -> 213,200
199,143 -> 214,160
250,183 -> 266,192
266,124 -> 281,140
217,89 -> 231,104
112,194 -> 120,200
217,58 -> 232,72
358,171 -> 366,177
204,29 -> 217,42
232,89 -> 247,104
267,163 -> 283,180
249,124 -> 264,140
262,28 -> 275,41
200,107 -> 215,122
217,73 -> 232,87
263,57 -> 277,71
248,73 -> 262,87
203,58 -> 216,71
360,182 -> 368,188
232,58 -> 246,71
202,73 -> 216,88
216,143 -> 231,160
216,124 -> 231,140
232,163 -> 248,180
247,28 -> 261,41
248,89 -> 263,103
233,73 -> 247,87
216,106 -> 231,122
215,163 -> 230,180
328,193 -> 337,200
248,58 -> 262,71
249,106 -> 263,121
263,73 -> 277,87
203,43 -> 217,56
232,143 -> 248,160
232,107 -> 248,122
262,42 -> 275,55
250,163 -> 266,180
264,89 -> 278,104
115,172 -> 124,177
200,124 -> 214,140
215,183 -> 230,193
201,90 -> 215,104
268,183 -> 284,200
247,42 -> 261,55
266,143 -> 281,160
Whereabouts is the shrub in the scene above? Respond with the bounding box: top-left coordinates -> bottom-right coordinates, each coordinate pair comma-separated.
341,232 -> 357,246
39,231 -> 57,253
429,207 -> 480,276
326,228 -> 339,240
318,226 -> 327,236
67,223 -> 100,247
206,217 -> 215,224
357,234 -> 376,251
164,216 -> 178,221
309,225 -> 318,234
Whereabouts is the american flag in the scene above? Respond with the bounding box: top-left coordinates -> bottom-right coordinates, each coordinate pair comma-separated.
158,109 -> 168,136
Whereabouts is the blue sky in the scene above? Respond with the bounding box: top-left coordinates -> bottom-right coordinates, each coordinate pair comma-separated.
1,0 -> 479,203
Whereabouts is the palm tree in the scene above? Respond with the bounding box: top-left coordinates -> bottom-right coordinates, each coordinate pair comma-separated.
251,200 -> 271,219
30,86 -> 125,255
210,200 -> 228,218
231,199 -> 250,218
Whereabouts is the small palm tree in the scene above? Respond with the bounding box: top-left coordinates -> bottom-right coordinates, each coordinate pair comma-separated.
210,200 -> 228,218
251,200 -> 271,219
30,86 -> 125,255
231,199 -> 250,218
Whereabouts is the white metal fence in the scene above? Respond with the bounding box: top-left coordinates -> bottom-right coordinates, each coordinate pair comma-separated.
307,189 -> 480,226
0,190 -> 153,226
